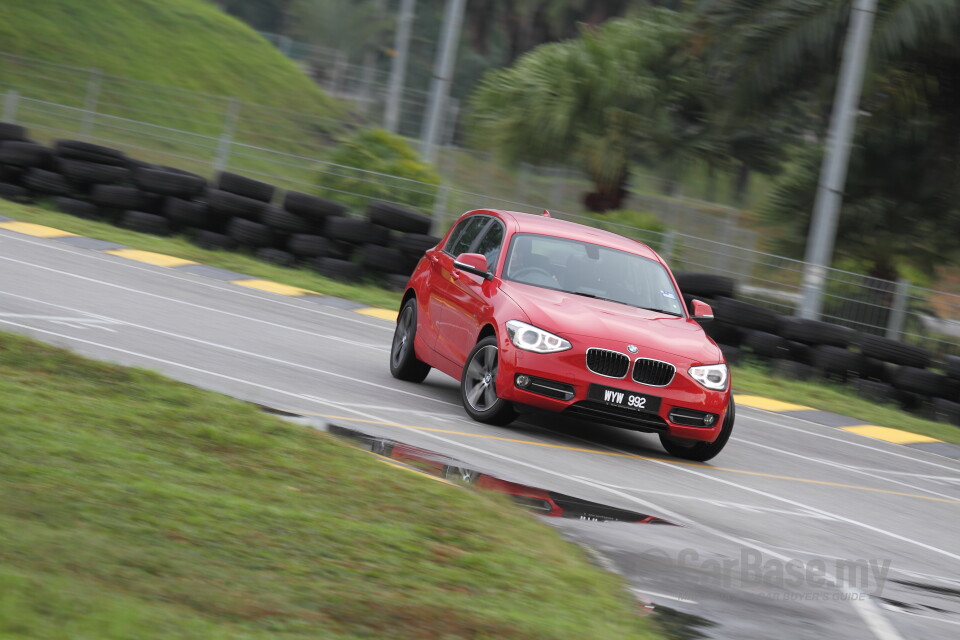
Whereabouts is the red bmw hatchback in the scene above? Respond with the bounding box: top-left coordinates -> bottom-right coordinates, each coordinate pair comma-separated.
389,209 -> 734,461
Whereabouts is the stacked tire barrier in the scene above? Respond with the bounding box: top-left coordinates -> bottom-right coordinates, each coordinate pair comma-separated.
0,125 -> 440,291
676,272 -> 960,428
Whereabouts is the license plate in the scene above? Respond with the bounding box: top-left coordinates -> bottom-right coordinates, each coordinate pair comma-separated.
588,384 -> 661,414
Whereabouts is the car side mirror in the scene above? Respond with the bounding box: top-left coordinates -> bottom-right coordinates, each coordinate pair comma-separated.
691,299 -> 714,323
453,253 -> 493,281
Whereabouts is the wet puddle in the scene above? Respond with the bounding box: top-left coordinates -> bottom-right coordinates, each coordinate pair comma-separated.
325,422 -> 677,525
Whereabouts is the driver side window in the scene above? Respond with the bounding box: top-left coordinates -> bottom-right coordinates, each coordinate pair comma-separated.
444,216 -> 489,257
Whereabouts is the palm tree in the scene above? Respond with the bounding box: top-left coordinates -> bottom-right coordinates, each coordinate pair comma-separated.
468,10 -> 712,211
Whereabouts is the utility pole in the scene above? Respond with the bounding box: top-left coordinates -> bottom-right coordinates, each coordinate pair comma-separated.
420,0 -> 466,164
798,0 -> 878,319
385,0 -> 416,133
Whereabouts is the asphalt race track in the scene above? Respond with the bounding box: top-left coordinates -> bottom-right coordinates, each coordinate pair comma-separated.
2,225 -> 959,640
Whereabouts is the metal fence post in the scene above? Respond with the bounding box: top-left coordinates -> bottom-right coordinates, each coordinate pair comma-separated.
3,90 -> 19,122
660,229 -> 677,263
431,183 -> 451,236
885,277 -> 911,340
80,68 -> 102,138
214,98 -> 240,173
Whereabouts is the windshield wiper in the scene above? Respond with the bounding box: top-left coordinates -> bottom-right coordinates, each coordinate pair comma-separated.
636,306 -> 683,317
562,290 -> 683,316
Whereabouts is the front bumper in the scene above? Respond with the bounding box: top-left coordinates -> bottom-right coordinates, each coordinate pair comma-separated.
495,335 -> 730,442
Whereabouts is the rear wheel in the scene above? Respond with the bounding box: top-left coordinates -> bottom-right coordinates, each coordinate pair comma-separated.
460,336 -> 517,426
660,398 -> 735,462
389,299 -> 430,382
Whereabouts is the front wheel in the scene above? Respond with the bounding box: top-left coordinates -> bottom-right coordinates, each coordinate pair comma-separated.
389,298 -> 431,382
460,336 -> 517,426
659,398 -> 735,462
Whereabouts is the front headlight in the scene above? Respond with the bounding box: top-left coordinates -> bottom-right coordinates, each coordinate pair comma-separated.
689,364 -> 728,390
506,320 -> 571,353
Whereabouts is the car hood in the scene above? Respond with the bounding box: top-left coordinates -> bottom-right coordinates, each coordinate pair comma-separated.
501,282 -> 722,363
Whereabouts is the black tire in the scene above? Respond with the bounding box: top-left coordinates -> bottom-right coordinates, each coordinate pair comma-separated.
58,159 -> 131,185
54,197 -> 99,220
360,243 -> 405,273
389,298 -> 431,382
0,164 -> 23,183
931,398 -> 960,426
859,334 -> 931,368
22,168 -> 72,195
311,257 -> 363,282
282,191 -> 346,221
703,321 -> 742,347
90,185 -> 151,210
256,247 -> 297,267
0,123 -> 28,141
660,398 -> 735,462
674,273 -> 737,299
890,366 -> 951,398
395,232 -> 441,255
261,205 -> 315,234
227,217 -> 276,247
216,171 -> 275,202
812,345 -> 864,381
206,188 -> 267,220
367,201 -> 432,233
191,229 -> 238,251
786,340 -> 814,365
287,234 -> 350,258
780,317 -> 856,347
712,297 -> 783,333
0,182 -> 31,202
325,217 -> 391,245
54,139 -> 126,160
134,168 -> 206,198
164,197 -> 212,229
719,344 -> 742,365
460,336 -> 517,426
120,210 -> 171,236
0,141 -> 53,167
771,359 -> 815,381
384,273 -> 411,292
854,379 -> 897,404
944,355 -> 960,380
743,330 -> 789,359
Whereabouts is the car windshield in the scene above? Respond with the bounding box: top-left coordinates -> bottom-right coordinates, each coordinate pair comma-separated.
503,233 -> 685,317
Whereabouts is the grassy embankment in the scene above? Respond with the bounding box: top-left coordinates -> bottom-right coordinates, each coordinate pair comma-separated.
0,0 -> 345,181
0,329 -> 661,640
4,199 -> 958,445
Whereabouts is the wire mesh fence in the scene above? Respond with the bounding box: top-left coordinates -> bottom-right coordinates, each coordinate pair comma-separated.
2,63 -> 958,356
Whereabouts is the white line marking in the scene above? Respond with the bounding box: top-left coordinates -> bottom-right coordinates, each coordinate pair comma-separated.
737,437 -> 960,501
0,246 -> 392,332
630,588 -> 698,604
0,317 -> 905,639
738,411 -> 960,471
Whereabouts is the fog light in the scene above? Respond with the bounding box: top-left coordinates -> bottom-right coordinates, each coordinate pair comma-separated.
703,414 -> 716,426
516,375 -> 531,388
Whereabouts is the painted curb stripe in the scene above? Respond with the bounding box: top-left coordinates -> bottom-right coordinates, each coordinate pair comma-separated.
841,425 -> 942,445
232,279 -> 317,297
355,308 -> 399,322
0,221 -> 77,238
104,249 -> 196,268
734,395 -> 812,412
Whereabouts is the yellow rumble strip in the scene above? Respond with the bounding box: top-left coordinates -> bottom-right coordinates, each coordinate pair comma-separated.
104,249 -> 196,268
0,221 -> 77,238
232,279 -> 317,297
734,395 -> 813,412
355,308 -> 399,322
842,425 -> 942,445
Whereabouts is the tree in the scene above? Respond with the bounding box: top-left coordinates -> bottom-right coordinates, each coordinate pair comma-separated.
701,0 -> 960,277
468,10 -> 713,211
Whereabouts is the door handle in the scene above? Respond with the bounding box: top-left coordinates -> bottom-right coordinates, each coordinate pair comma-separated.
451,270 -> 461,281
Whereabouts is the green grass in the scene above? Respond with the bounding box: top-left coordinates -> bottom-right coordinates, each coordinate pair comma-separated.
0,330 -> 661,640
0,0 -> 345,156
3,198 -> 957,447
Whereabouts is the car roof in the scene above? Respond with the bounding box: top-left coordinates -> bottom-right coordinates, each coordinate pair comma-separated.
469,209 -> 662,262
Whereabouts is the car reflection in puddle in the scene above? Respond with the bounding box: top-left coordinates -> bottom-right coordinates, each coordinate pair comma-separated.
327,423 -> 677,525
